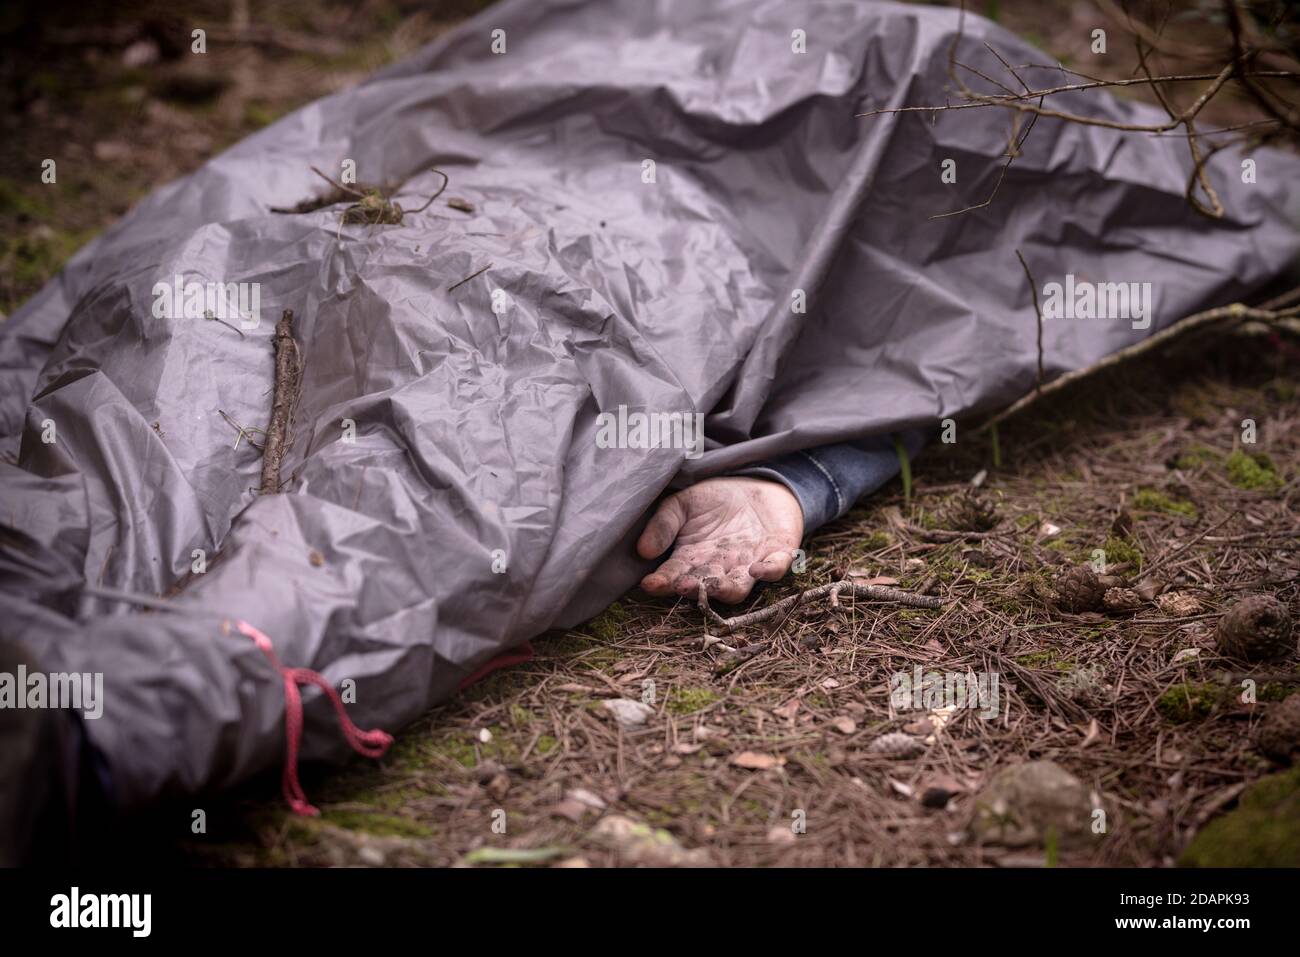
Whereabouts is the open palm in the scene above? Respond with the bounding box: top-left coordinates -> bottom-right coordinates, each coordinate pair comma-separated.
637,477 -> 804,604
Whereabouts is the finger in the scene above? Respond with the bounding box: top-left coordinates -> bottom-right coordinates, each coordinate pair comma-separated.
749,547 -> 795,582
674,563 -> 725,598
636,494 -> 688,559
712,566 -> 757,604
640,556 -> 694,596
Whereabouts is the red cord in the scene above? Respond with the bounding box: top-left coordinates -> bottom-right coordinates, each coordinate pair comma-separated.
236,620 -> 393,817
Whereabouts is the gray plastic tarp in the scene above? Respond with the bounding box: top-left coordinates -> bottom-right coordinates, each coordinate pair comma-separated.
2,0 -> 1297,809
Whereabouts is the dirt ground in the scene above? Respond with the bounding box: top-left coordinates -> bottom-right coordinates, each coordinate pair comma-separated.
2,1 -> 1298,867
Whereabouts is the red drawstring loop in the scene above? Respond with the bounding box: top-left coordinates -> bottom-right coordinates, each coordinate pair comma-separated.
236,620 -> 393,817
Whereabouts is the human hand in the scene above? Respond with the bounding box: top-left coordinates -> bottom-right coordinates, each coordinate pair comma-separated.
636,477 -> 804,604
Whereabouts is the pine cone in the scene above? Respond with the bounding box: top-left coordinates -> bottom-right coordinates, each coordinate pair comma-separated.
867,732 -> 923,758
1055,565 -> 1105,613
1215,595 -> 1295,661
1104,587 -> 1143,613
947,490 -> 999,532
1257,695 -> 1300,764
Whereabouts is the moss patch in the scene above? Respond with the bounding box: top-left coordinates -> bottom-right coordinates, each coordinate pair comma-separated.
1180,767 -> 1300,866
1101,534 -> 1142,569
1132,487 -> 1197,520
584,602 -> 629,642
1014,650 -> 1072,672
1225,450 -> 1282,493
1156,682 -> 1228,723
667,686 -> 720,716
322,810 -> 433,839
1173,444 -> 1222,471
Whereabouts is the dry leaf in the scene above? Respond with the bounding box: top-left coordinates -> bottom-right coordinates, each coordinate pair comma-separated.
774,699 -> 800,721
730,751 -> 786,770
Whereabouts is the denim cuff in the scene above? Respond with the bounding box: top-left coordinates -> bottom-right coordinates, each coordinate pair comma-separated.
732,431 -> 927,535
733,453 -> 844,533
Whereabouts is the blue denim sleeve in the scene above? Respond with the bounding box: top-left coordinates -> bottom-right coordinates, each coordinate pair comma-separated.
732,430 -> 927,534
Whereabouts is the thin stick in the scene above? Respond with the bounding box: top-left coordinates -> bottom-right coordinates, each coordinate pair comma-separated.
218,409 -> 266,451
404,168 -> 450,214
1015,249 -> 1044,392
448,262 -> 492,291
310,165 -> 366,199
698,580 -> 944,635
977,301 -> 1300,434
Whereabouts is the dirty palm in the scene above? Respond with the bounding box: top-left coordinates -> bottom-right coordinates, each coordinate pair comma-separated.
0,0 -> 1297,867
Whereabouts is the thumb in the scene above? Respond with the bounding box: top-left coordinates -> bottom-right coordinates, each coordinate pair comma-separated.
637,494 -> 687,559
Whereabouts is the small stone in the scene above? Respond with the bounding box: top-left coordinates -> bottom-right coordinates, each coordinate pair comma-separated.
766,825 -> 797,845
1257,695 -> 1300,764
550,800 -> 589,823
921,786 -> 956,809
591,814 -> 712,867
122,38 -> 160,68
357,845 -> 386,867
602,698 -> 654,728
968,760 -> 1100,849
1215,595 -> 1294,661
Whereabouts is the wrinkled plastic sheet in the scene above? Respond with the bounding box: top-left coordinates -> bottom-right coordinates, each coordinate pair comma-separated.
1,0 -> 1297,808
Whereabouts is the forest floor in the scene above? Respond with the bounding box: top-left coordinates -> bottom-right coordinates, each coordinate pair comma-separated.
2,0 -> 1297,867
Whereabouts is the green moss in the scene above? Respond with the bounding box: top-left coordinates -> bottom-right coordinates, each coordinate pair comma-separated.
1132,487 -> 1198,520
1170,388 -> 1218,425
1225,450 -> 1282,493
1156,682 -> 1226,723
541,629 -> 621,671
242,100 -> 282,129
322,809 -> 433,838
1180,767 -> 1300,866
1173,444 -> 1222,470
1100,535 -> 1142,569
863,530 -> 892,550
0,227 -> 96,311
1014,650 -> 1071,672
429,733 -> 477,768
1259,683 -> 1295,703
667,686 -> 720,716
584,602 -> 629,642
1265,378 -> 1297,403
1044,537 -> 1075,555
535,735 -> 558,756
